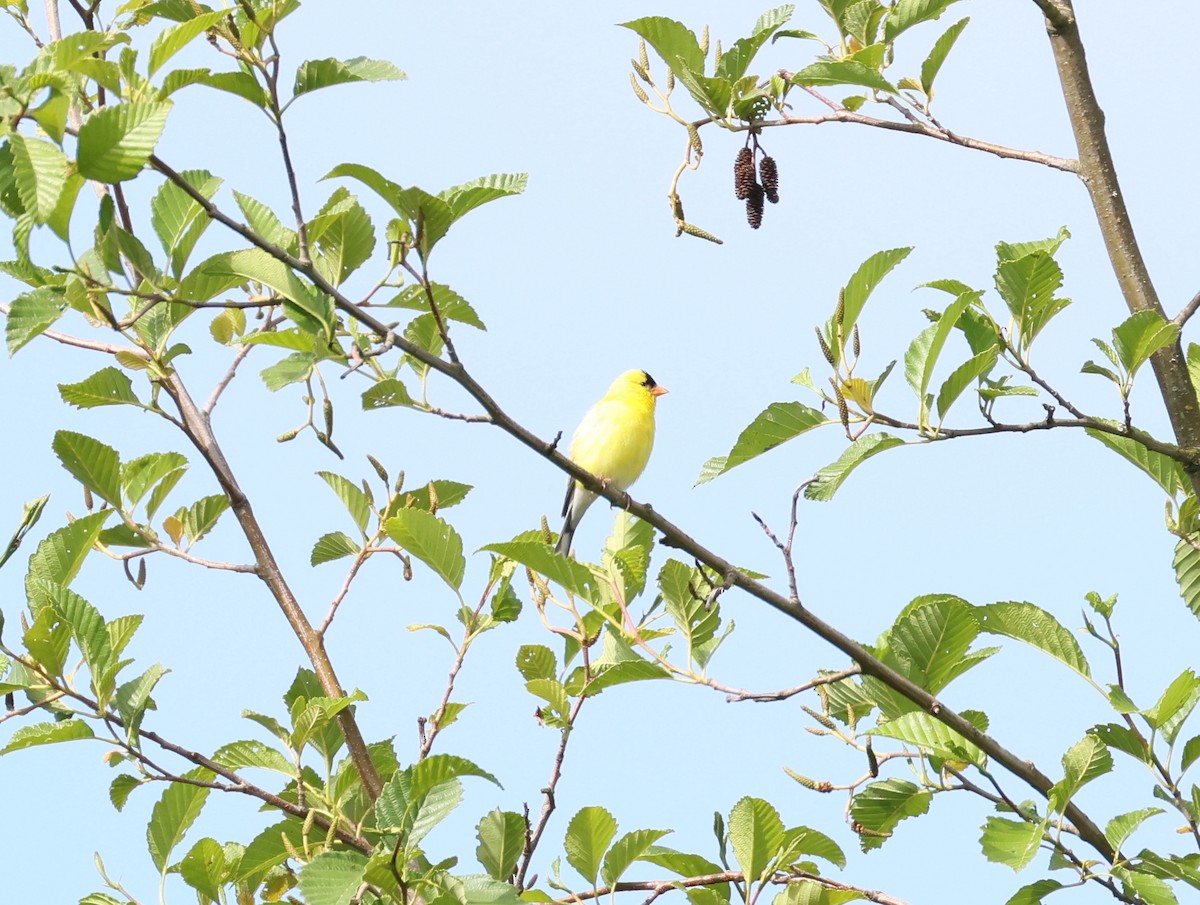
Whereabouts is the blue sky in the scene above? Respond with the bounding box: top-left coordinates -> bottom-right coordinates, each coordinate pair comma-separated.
2,3 -> 1198,903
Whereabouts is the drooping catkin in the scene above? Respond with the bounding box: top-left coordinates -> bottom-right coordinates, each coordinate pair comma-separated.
759,154 -> 779,203
733,146 -> 756,200
745,182 -> 765,229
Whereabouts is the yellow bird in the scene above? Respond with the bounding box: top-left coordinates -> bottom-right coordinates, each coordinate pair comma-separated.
555,369 -> 668,555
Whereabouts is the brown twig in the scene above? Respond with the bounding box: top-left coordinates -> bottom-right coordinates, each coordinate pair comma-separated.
723,666 -> 861,704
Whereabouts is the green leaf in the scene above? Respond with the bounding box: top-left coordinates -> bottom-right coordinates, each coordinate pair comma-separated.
202,248 -> 335,342
1085,427 -> 1184,497
311,531 -> 359,566
439,173 -> 528,222
1048,734 -> 1112,814
58,367 -> 142,409
975,601 -> 1090,678
836,248 -> 914,358
565,806 -> 618,885
805,433 -> 905,501
1112,867 -> 1178,905
6,287 -> 66,354
399,479 -> 473,512
409,752 -> 500,802
729,796 -> 784,883
147,767 -> 212,871
24,511 -> 109,603
885,0 -> 962,42
388,282 -> 486,330
696,402 -> 829,483
52,430 -> 122,506
1145,669 -> 1200,740
870,711 -> 985,767
1105,808 -> 1164,855
980,816 -> 1044,871
994,250 -> 1069,352
293,57 -> 406,97
0,718 -> 93,754
792,61 -> 897,93
1091,723 -> 1150,763
77,102 -> 172,183
212,739 -> 295,775
516,644 -> 557,682
602,829 -> 672,886
1004,880 -> 1064,905
178,837 -> 228,902
386,508 -> 465,591
148,10 -> 228,75
715,6 -> 794,83
582,659 -> 671,696
0,493 -> 49,572
299,850 -> 368,905
236,819 -> 305,886
619,17 -> 704,76
936,344 -> 997,421
362,377 -> 416,410
1174,536 -> 1200,619
920,17 -> 969,95
1112,310 -> 1180,377
48,583 -> 116,702
910,289 -> 982,420
233,190 -> 296,248
885,594 -> 981,694
476,809 -> 525,882
109,773 -> 145,811
150,168 -> 222,278
9,133 -> 68,223
317,471 -> 371,535
482,539 -> 599,603
114,662 -> 167,743
308,187 -> 375,287
176,494 -> 229,545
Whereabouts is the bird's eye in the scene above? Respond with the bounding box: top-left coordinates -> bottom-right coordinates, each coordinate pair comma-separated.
642,372 -> 657,389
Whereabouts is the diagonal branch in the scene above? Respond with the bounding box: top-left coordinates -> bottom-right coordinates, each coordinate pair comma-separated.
147,157 -> 1119,868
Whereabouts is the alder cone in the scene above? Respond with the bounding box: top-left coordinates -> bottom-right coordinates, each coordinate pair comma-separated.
734,147 -> 756,200
746,182 -> 765,229
759,155 -> 779,204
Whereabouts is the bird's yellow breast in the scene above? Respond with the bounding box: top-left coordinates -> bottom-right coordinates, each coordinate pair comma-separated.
568,391 -> 657,492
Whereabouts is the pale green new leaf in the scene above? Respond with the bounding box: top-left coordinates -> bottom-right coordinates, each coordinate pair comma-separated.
0,493 -> 49,572
386,508 -> 465,591
24,510 -> 109,601
886,594 -> 980,694
912,290 -> 981,413
980,817 -> 1044,872
147,767 -> 212,871
211,740 -> 294,775
696,401 -> 829,484
805,433 -> 905,501
311,531 -> 359,566
618,17 -> 704,75
975,601 -> 1090,679
233,190 -> 295,248
362,377 -> 416,410
516,644 -> 557,682
1005,880 -> 1064,905
77,102 -> 172,183
565,805 -> 618,885
1112,310 -> 1180,377
1084,427 -> 1184,498
293,57 -> 406,98
1049,734 -> 1112,814
476,809 -> 525,881
204,248 -> 335,342
177,494 -> 229,545
440,173 -> 528,221
715,5 -> 793,82
114,662 -> 167,743
920,18 -> 969,96
0,718 -> 93,754
483,540 -> 599,602
58,367 -> 142,409
729,796 -> 784,882
869,711 -> 985,767
149,168 -> 222,278
389,282 -> 486,330
52,430 -> 122,506
1144,669 -> 1200,740
317,471 -> 370,534
178,837 -> 226,903
994,250 -> 1069,351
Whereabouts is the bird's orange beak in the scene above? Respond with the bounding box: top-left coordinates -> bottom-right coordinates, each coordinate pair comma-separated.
651,385 -> 668,397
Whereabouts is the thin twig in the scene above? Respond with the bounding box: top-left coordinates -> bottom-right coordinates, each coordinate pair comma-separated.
1175,289 -> 1200,327
723,666 -> 861,703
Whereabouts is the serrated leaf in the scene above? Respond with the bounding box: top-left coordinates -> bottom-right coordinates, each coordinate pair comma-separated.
298,850 -> 368,905
565,806 -> 618,885
114,662 -> 167,743
601,829 -> 672,886
149,168 -> 222,278
994,250 -> 1068,352
1105,808 -> 1164,855
212,739 -> 294,775
176,494 -> 229,545
976,601 -> 1090,678
729,796 -> 784,882
885,0 -> 962,41
362,377 -> 416,409
109,773 -> 145,811
980,817 -> 1044,872
0,718 -> 93,754
400,480 -> 473,512
870,711 -> 985,767
885,594 -> 980,694
9,133 -> 68,223
311,531 -> 359,566
921,17 -> 969,95
147,767 -> 212,871
1145,669 -> 1200,740
697,402 -> 829,484
1085,427 -> 1184,497
58,367 -> 142,409
582,659 -> 671,696
293,57 -> 406,97
6,287 -> 66,354
77,102 -> 172,183
1112,310 -> 1180,377
203,248 -> 335,342
516,644 -> 557,682
147,10 -> 228,75
1174,536 -> 1200,619
936,344 -> 997,421
317,471 -> 370,534
439,173 -> 527,222
308,187 -> 375,287
178,837 -> 227,902
792,60 -> 896,93
476,809 -> 525,882
482,540 -> 599,603
805,433 -> 905,501
24,510 -> 109,602
1049,733 -> 1112,814
386,509 -> 465,591
389,282 -> 486,330
619,17 -> 704,76
52,430 -> 122,505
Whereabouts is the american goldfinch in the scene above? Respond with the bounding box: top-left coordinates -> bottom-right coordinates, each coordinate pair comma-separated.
555,369 -> 667,555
